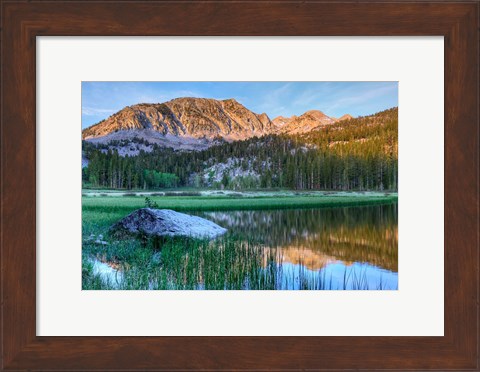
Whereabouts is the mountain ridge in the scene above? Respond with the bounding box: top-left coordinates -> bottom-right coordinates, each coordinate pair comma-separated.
82,97 -> 353,143
82,97 -> 275,141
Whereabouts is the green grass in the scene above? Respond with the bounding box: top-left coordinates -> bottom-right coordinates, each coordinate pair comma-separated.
82,235 -> 395,290
83,193 -> 398,213
83,234 -> 274,290
82,191 -> 398,290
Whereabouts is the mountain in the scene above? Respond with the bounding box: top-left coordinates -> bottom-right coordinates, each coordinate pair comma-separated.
83,107 -> 398,191
271,115 -> 294,129
272,111 -> 353,135
274,110 -> 336,135
82,97 -> 274,143
82,97 -> 353,147
338,114 -> 353,121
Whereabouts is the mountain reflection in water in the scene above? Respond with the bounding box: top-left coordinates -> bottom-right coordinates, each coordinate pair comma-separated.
196,204 -> 398,289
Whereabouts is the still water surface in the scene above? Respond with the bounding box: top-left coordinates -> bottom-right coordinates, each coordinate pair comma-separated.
197,204 -> 398,290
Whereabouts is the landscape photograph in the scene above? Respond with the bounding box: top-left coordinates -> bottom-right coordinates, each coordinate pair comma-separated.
81,81 -> 398,290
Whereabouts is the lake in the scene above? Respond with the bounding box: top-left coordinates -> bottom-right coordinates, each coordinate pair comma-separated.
195,204 -> 398,290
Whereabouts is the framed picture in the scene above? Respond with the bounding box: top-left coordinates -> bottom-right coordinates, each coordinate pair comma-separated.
1,1 -> 478,370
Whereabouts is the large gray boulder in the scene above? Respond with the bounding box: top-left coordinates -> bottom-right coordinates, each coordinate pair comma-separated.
110,208 -> 227,239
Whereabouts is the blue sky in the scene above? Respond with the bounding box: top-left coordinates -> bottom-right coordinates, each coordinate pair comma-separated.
82,82 -> 398,129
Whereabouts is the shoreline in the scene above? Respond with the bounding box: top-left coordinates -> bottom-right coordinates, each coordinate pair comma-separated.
82,191 -> 398,212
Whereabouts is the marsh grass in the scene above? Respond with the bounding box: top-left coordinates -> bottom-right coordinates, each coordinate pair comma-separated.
83,194 -> 398,214
83,234 -> 394,290
82,192 -> 397,290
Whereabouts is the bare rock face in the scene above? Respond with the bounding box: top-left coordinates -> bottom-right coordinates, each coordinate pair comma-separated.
110,208 -> 227,239
271,115 -> 293,129
275,110 -> 336,135
82,95 -> 355,145
337,114 -> 353,121
272,111 -> 353,134
82,97 -> 274,141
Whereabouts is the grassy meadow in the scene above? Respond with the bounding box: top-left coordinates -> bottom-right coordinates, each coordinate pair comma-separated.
82,190 -> 398,290
83,190 -> 398,212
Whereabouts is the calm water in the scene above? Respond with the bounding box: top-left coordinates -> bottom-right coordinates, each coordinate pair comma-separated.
197,204 -> 398,290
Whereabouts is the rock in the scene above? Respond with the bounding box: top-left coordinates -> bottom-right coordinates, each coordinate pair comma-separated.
110,208 -> 227,239
83,234 -> 109,245
84,234 -> 96,242
94,239 -> 109,246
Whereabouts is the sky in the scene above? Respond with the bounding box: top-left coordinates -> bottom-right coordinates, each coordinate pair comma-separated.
82,81 -> 398,129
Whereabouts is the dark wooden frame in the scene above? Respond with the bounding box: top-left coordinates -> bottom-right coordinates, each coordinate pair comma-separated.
1,1 -> 478,370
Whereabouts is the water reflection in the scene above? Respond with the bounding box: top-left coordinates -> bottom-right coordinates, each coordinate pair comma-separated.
197,204 -> 398,289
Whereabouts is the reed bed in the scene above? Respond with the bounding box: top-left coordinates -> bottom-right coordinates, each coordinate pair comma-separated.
83,235 -> 396,290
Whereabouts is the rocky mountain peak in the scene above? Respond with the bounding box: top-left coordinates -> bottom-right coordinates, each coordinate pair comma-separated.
82,97 -> 274,142
274,110 -> 335,135
303,109 -> 327,117
82,96 -> 355,144
338,114 -> 353,121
